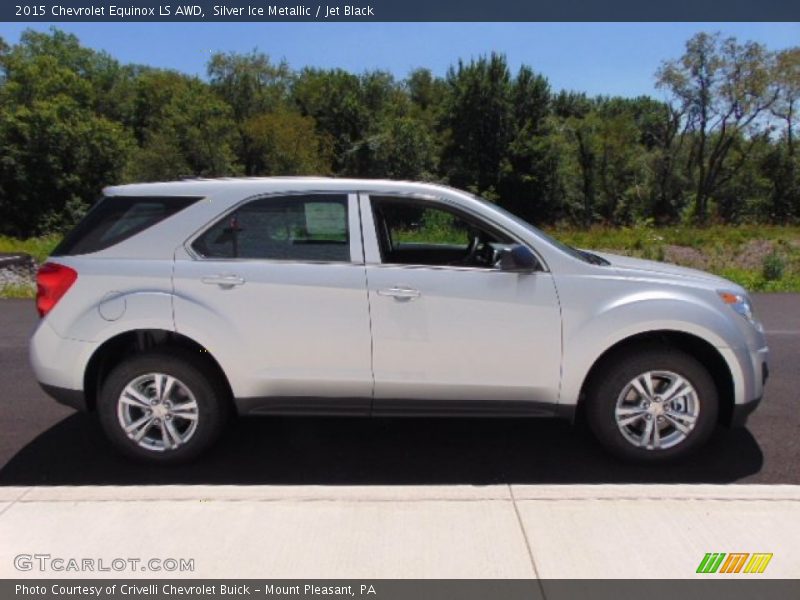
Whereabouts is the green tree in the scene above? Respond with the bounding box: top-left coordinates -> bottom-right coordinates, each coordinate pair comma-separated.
0,97 -> 132,235
657,32 -> 776,223
125,69 -> 197,142
357,117 -> 438,180
772,48 -> 800,156
2,27 -> 799,235
2,28 -> 132,120
291,68 -> 369,174
125,76 -> 240,181
716,133 -> 773,222
552,90 -> 592,119
502,66 -> 563,223
406,68 -> 446,116
208,51 -> 291,122
207,51 -> 293,174
0,29 -> 133,235
441,53 -> 514,197
242,109 -> 332,175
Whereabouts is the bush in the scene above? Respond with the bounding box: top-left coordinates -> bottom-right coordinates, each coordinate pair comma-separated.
762,252 -> 785,281
0,235 -> 62,263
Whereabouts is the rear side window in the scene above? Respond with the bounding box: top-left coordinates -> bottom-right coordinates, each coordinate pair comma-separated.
192,194 -> 350,262
52,196 -> 201,256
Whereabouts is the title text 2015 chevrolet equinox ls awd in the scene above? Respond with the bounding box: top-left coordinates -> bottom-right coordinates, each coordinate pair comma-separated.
29,178 -> 769,463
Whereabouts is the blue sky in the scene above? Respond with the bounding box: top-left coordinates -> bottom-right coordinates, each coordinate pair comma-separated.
1,22 -> 798,98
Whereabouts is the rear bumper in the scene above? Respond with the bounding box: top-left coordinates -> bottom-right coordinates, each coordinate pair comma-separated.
29,319 -> 95,394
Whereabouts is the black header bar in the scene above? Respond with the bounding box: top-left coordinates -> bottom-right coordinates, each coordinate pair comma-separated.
4,0 -> 800,22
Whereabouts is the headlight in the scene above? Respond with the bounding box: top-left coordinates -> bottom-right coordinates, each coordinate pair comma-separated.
718,290 -> 758,326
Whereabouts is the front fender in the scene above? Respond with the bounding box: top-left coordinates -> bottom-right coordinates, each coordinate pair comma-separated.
558,289 -> 749,407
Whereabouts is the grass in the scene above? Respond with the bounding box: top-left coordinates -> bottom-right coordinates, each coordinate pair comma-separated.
0,283 -> 36,298
0,234 -> 61,263
0,234 -> 61,299
548,224 -> 800,250
1,226 -> 799,298
548,224 -> 800,292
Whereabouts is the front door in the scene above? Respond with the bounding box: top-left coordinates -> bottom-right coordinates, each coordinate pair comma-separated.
361,194 -> 562,411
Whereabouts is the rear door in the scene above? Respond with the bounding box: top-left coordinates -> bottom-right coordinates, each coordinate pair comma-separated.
173,192 -> 373,407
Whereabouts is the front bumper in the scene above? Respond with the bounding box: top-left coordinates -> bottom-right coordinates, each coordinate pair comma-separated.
720,340 -> 768,402
730,395 -> 763,427
725,345 -> 768,427
39,383 -> 89,412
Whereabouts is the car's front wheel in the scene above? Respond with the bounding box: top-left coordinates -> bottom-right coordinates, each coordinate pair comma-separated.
97,350 -> 229,463
585,347 -> 718,462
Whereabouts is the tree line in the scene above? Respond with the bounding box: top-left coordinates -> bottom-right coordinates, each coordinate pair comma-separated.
0,28 -> 797,237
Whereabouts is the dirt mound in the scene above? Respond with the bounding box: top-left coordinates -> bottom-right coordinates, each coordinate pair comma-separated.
662,245 -> 709,270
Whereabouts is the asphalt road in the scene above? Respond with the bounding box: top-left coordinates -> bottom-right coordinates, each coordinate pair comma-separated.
0,295 -> 797,486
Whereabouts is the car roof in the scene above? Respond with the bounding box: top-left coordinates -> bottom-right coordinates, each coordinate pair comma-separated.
103,177 -> 463,199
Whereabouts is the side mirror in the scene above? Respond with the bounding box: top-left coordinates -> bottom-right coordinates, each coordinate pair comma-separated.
497,244 -> 539,272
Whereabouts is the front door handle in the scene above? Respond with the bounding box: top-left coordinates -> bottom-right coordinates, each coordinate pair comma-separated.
377,286 -> 421,300
201,274 -> 246,288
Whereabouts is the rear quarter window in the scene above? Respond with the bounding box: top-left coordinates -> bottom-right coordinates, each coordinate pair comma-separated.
52,196 -> 202,256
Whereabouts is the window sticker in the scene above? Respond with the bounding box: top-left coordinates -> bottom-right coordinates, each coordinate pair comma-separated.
305,202 -> 346,236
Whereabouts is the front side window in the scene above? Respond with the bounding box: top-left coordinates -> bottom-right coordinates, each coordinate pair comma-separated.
371,196 -> 512,268
192,194 -> 350,262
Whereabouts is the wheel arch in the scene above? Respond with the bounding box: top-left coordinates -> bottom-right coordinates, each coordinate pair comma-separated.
82,329 -> 234,413
575,330 -> 736,427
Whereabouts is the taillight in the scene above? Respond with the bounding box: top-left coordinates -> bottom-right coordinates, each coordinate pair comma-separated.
36,262 -> 77,317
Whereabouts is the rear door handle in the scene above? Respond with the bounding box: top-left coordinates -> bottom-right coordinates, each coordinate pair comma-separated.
201,274 -> 246,288
377,286 -> 421,300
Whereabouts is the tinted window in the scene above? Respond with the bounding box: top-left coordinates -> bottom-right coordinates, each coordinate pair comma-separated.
381,203 -> 474,249
371,196 -> 511,267
53,196 -> 201,256
193,195 -> 350,262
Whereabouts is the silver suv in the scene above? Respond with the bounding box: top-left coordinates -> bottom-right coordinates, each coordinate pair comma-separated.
29,178 -> 769,463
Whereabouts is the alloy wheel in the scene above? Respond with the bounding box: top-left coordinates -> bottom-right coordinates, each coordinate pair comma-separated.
614,370 -> 700,450
116,373 -> 199,452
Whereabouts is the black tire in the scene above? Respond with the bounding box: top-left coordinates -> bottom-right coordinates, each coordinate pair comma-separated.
97,349 -> 229,463
585,347 -> 718,463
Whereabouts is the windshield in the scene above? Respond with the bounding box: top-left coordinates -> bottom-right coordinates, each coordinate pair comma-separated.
468,194 -> 607,265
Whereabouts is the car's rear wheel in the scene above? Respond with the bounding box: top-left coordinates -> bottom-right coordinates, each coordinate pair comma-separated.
97,351 -> 229,463
586,348 -> 718,462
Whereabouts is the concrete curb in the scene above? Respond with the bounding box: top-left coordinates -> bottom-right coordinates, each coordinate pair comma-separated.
2,483 -> 799,502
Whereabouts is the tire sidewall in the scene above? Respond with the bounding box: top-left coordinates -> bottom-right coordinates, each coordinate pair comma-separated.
97,351 -> 226,463
586,348 -> 719,463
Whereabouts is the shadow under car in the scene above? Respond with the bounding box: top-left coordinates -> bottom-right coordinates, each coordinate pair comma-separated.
0,412 -> 763,486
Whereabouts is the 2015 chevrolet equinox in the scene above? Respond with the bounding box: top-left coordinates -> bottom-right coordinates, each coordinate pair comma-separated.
29,179 -> 769,463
